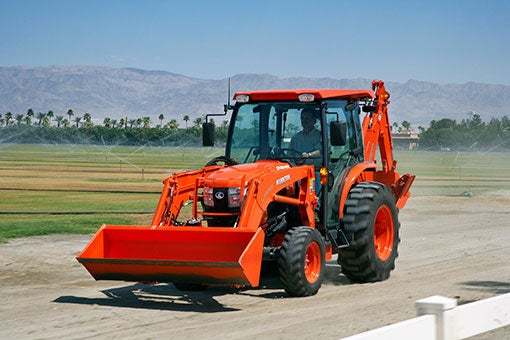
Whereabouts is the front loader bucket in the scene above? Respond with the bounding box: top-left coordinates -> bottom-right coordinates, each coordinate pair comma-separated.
76,225 -> 265,287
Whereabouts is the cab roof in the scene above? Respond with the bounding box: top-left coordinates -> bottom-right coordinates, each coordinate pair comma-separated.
233,89 -> 374,101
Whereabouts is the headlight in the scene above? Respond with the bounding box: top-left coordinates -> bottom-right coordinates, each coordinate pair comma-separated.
203,187 -> 246,208
228,187 -> 241,208
203,186 -> 214,207
228,187 -> 249,208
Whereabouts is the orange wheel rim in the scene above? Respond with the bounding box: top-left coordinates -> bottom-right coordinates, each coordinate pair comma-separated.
304,242 -> 321,283
374,205 -> 394,261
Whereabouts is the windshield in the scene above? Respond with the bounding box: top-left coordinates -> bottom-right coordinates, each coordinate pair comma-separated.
226,100 -> 363,166
227,102 -> 316,164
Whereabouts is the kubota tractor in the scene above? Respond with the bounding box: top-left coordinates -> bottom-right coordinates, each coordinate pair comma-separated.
77,80 -> 415,297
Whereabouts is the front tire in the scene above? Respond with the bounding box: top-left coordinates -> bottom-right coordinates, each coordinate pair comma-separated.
337,182 -> 399,282
278,226 -> 325,297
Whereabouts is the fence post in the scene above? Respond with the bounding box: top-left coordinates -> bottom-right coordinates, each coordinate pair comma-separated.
415,295 -> 457,340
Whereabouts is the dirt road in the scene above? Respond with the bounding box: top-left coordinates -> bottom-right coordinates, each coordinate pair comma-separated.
1,193 -> 509,339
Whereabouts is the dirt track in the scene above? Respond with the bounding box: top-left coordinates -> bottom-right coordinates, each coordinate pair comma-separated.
1,193 -> 509,339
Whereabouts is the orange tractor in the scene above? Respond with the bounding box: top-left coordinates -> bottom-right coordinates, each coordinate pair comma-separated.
77,80 -> 415,297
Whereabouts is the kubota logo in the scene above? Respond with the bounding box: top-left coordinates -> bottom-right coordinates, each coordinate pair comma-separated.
276,174 -> 290,186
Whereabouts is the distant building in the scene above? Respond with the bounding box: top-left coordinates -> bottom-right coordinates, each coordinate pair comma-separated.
392,130 -> 420,150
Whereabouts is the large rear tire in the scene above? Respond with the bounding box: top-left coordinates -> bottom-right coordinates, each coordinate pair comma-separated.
337,182 -> 400,282
278,226 -> 325,297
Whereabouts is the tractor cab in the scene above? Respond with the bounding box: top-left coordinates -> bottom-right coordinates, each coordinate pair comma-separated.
203,89 -> 374,229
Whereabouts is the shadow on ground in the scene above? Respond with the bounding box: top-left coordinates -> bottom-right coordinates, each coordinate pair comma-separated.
54,283 -> 241,313
461,280 -> 510,295
54,261 -> 351,311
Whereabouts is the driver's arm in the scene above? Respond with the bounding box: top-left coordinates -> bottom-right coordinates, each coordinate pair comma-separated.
302,150 -> 319,158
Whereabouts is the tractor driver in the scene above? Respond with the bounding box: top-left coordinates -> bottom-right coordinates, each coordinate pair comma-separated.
289,107 -> 322,199
289,107 -> 322,169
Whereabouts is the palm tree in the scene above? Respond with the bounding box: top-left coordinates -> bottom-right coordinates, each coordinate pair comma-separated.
82,113 -> 92,127
183,115 -> 190,128
42,115 -> 51,127
15,114 -> 24,125
46,110 -> 54,125
74,116 -> 81,127
62,118 -> 70,127
103,117 -> 111,128
119,118 -> 125,129
111,119 -> 118,128
158,114 -> 165,127
5,112 -> 13,126
142,116 -> 151,128
193,117 -> 202,129
36,112 -> 46,126
128,119 -> 136,128
66,109 -> 74,122
26,109 -> 34,126
55,115 -> 64,127
167,119 -> 178,129
23,115 -> 32,126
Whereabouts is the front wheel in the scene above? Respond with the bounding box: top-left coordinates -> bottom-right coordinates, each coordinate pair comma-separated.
278,226 -> 325,297
337,182 -> 400,282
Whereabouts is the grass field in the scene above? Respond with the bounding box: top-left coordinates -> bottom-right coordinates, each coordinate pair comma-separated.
1,144 -> 509,242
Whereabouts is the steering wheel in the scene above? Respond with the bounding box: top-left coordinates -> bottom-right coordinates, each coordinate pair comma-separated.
205,156 -> 237,167
338,150 -> 352,160
273,147 -> 303,158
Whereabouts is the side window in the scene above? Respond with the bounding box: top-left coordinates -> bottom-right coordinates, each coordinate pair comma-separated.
280,107 -> 321,149
230,104 -> 260,163
325,100 -> 350,161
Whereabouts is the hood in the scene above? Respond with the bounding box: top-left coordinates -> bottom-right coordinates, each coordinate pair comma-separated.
203,160 -> 292,188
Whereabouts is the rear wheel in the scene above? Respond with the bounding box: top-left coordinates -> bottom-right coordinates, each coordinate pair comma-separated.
338,182 -> 399,282
278,226 -> 325,297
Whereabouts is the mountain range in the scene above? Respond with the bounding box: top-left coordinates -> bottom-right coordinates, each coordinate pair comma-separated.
1,65 -> 509,127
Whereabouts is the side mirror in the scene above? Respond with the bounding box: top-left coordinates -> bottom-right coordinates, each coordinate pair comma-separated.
344,103 -> 356,111
330,121 -> 347,146
202,122 -> 215,146
362,105 -> 377,113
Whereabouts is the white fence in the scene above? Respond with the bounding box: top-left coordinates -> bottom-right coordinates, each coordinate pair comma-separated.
342,293 -> 510,340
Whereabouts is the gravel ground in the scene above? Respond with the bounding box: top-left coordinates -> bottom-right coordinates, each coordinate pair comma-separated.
1,193 -> 509,339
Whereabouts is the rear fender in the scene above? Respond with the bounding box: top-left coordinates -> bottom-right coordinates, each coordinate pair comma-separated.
337,163 -> 377,219
337,166 -> 415,217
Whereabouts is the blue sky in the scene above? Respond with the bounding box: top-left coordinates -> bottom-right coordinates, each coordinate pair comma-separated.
1,0 -> 509,85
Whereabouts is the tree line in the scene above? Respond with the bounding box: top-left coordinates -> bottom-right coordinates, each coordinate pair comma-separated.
416,113 -> 510,151
1,109 -> 509,150
0,109 -> 215,130
0,109 -> 229,146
